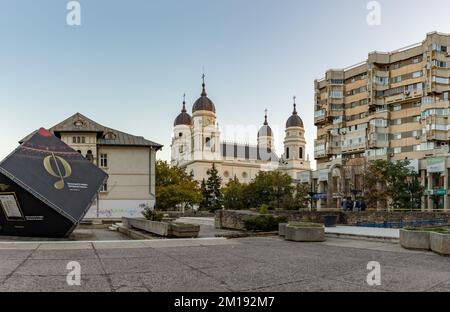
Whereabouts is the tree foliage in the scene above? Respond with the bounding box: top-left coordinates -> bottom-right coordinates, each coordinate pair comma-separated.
363,160 -> 424,210
200,164 -> 224,212
155,161 -> 201,211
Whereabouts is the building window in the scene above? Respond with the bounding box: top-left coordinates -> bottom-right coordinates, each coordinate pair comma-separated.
81,137 -> 86,144
242,172 -> 248,179
224,171 -> 230,178
205,137 -> 211,148
100,154 -> 108,168
179,145 -> 184,153
299,147 -> 303,159
179,132 -> 183,137
286,147 -> 290,159
101,182 -> 108,193
72,136 -> 76,143
86,150 -> 94,162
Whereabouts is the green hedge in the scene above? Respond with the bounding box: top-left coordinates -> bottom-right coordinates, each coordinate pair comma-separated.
244,215 -> 288,232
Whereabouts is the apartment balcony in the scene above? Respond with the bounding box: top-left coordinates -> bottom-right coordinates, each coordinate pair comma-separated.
367,138 -> 389,149
421,100 -> 450,112
314,109 -> 328,125
341,143 -> 366,154
425,130 -> 450,141
314,139 -> 330,159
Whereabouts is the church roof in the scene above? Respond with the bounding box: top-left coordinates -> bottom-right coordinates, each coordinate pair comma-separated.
192,76 -> 216,113
220,143 -> 279,162
174,97 -> 192,126
257,110 -> 273,137
286,102 -> 304,128
19,113 -> 163,150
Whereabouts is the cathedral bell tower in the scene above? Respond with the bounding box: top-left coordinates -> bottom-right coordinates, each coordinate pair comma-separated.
191,75 -> 221,161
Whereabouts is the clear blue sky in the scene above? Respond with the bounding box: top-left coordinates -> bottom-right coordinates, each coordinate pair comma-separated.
1,0 -> 450,168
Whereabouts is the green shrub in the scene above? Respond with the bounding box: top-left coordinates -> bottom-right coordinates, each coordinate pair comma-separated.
259,204 -> 269,215
142,208 -> 164,222
244,215 -> 288,232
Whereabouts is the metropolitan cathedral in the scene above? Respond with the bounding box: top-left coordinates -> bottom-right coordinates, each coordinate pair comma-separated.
171,77 -> 311,184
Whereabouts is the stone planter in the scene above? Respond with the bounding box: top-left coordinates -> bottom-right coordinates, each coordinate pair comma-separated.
122,218 -> 170,236
430,232 -> 450,256
122,218 -> 200,238
285,224 -> 325,242
278,223 -> 287,237
169,223 -> 200,238
400,229 -> 431,251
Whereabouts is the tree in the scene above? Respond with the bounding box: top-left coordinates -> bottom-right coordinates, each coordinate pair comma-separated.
204,164 -> 223,212
199,179 -> 209,211
363,160 -> 424,210
293,183 -> 310,210
155,161 -> 201,211
223,177 -> 247,210
246,171 -> 293,209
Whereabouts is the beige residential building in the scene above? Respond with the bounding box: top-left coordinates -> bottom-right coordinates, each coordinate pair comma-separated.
313,31 -> 450,211
171,78 -> 311,184
21,113 -> 163,219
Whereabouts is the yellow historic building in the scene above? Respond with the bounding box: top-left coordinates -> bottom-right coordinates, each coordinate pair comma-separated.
21,113 -> 163,219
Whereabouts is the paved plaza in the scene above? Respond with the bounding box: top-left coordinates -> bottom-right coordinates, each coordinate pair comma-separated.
0,236 -> 449,292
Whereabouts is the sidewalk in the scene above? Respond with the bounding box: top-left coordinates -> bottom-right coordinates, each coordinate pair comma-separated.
325,226 -> 400,241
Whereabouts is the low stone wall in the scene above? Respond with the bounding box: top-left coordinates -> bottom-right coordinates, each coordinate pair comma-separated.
215,210 -> 450,231
164,211 -> 215,218
342,211 -> 450,226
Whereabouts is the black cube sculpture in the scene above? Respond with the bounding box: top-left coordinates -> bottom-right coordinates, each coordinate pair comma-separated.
0,128 -> 108,238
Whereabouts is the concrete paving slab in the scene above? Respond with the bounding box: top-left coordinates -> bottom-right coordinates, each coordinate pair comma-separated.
0,260 -> 23,275
0,242 -> 40,250
108,273 -> 149,292
140,238 -> 237,249
0,249 -> 33,260
100,256 -> 184,274
31,249 -> 98,260
92,241 -> 150,250
337,266 -> 450,292
0,274 -> 110,292
247,277 -> 382,292
37,242 -> 93,250
96,247 -> 162,259
14,259 -> 103,276
140,269 -> 231,292
199,262 -> 314,292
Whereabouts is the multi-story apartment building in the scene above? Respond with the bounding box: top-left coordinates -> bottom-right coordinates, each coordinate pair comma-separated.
313,32 -> 450,211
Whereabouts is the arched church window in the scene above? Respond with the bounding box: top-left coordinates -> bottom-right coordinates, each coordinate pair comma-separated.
179,132 -> 183,137
179,145 -> 184,153
205,137 -> 211,148
286,147 -> 290,159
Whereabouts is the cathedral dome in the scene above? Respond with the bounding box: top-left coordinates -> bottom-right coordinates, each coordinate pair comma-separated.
258,110 -> 273,137
174,97 -> 192,126
192,76 -> 216,113
286,102 -> 304,128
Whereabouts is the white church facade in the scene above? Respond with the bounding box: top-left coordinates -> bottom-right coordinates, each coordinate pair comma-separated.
170,78 -> 311,184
